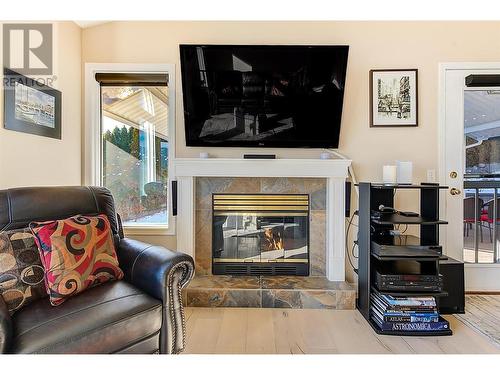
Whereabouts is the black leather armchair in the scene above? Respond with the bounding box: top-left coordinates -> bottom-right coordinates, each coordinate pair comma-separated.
0,186 -> 194,354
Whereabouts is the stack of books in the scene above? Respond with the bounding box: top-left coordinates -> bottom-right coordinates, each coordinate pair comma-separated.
370,292 -> 449,332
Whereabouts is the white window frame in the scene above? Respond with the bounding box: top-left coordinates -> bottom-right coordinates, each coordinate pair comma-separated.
84,63 -> 176,236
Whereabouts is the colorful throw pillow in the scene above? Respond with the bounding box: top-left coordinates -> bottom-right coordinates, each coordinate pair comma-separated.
0,228 -> 47,315
30,214 -> 124,306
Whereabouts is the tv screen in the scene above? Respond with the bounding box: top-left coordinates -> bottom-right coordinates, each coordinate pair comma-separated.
180,45 -> 349,148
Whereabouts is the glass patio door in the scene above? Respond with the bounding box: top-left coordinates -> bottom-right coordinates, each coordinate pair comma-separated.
463,88 -> 500,263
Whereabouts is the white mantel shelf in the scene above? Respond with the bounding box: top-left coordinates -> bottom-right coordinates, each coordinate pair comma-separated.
174,158 -> 351,178
173,157 -> 352,282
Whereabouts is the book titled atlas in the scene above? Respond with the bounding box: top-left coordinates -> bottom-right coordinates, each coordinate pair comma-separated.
384,313 -> 439,323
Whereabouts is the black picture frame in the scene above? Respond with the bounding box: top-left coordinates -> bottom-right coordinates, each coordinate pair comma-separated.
3,68 -> 61,139
369,69 -> 418,127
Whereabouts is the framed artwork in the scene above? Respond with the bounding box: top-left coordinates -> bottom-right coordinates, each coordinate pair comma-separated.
3,68 -> 61,139
370,69 -> 418,127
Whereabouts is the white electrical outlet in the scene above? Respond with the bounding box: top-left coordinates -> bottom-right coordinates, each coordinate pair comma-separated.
427,169 -> 436,183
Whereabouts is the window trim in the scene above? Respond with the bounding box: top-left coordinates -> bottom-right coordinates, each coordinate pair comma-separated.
85,63 -> 176,236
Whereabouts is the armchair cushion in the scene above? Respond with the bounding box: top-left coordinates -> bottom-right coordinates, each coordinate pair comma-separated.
118,238 -> 194,354
10,281 -> 161,354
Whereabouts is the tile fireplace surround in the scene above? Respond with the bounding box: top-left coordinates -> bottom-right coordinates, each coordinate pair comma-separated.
173,158 -> 355,308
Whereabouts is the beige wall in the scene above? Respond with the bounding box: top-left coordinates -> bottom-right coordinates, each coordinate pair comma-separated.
82,21 -> 500,273
0,22 -> 82,189
82,21 -> 500,258
82,21 -> 500,184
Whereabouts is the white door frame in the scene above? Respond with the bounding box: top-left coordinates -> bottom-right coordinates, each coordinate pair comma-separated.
439,62 -> 500,292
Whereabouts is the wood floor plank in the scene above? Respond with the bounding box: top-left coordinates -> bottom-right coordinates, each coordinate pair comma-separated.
182,307 -> 500,354
214,308 -> 248,353
272,309 -> 308,354
245,308 -> 277,354
454,295 -> 500,348
323,310 -> 394,353
294,309 -> 338,353
183,308 -> 224,354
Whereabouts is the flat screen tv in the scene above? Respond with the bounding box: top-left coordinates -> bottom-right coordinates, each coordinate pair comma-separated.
180,44 -> 349,148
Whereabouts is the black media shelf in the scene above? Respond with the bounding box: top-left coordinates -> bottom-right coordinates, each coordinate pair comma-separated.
371,213 -> 448,225
371,253 -> 441,261
364,184 -> 449,190
357,182 -> 457,337
370,286 -> 449,298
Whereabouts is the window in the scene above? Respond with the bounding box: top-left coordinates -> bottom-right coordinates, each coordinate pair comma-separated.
94,70 -> 172,229
464,90 -> 500,177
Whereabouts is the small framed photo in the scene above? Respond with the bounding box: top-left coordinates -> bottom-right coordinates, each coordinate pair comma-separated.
370,69 -> 418,127
3,68 -> 61,139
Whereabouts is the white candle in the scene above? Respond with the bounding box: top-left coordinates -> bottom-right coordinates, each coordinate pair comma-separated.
396,161 -> 413,184
383,165 -> 397,184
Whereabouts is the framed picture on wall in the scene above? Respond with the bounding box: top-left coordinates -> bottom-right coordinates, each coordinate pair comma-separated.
3,68 -> 62,139
370,69 -> 418,127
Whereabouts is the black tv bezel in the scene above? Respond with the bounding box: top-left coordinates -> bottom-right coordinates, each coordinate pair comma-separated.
179,44 -> 349,149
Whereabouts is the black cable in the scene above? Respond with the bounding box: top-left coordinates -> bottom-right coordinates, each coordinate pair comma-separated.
352,242 -> 358,259
346,212 -> 358,271
347,245 -> 356,271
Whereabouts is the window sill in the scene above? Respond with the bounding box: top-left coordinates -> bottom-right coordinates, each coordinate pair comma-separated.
123,226 -> 175,236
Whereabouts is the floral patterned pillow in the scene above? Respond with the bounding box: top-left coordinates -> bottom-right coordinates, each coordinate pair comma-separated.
29,214 -> 124,306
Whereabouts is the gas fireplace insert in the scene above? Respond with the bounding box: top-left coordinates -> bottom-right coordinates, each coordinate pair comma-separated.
212,193 -> 310,276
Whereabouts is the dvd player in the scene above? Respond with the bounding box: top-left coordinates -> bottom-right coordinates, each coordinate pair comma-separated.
371,235 -> 442,258
375,271 -> 443,292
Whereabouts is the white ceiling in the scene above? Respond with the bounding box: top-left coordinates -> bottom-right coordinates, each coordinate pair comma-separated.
73,21 -> 109,29
464,90 -> 500,141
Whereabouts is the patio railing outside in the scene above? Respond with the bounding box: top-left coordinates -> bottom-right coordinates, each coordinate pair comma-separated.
463,179 -> 500,263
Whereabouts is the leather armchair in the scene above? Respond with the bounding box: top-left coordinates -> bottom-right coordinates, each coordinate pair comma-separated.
118,238 -> 194,354
0,186 -> 194,354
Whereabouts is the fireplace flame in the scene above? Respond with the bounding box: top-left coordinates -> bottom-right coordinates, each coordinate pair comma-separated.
263,228 -> 284,251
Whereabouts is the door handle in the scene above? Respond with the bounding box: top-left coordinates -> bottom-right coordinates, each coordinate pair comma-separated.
450,187 -> 461,196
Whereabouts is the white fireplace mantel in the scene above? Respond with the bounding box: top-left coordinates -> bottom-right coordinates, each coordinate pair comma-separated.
173,158 -> 352,282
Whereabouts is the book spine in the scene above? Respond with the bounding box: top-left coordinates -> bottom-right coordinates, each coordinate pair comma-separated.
381,298 -> 436,307
371,297 -> 437,312
384,308 -> 438,314
379,320 -> 449,331
385,315 -> 439,323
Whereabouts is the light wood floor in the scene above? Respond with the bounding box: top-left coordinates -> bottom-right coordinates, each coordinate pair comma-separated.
183,307 -> 500,354
455,295 -> 500,346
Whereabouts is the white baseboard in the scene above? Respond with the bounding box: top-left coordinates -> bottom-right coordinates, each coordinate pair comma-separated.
465,263 -> 500,292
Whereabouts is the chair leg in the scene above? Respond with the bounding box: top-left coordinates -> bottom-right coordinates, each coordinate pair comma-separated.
489,222 -> 493,242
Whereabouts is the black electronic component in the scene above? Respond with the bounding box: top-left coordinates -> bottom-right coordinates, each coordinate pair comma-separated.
171,180 -> 178,216
243,154 -> 276,159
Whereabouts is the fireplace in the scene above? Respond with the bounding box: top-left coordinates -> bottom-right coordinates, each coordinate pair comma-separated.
212,194 -> 309,276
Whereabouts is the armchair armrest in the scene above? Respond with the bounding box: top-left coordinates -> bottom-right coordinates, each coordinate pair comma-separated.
0,295 -> 13,354
117,238 -> 194,354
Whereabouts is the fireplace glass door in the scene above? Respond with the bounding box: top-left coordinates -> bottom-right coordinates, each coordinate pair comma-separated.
212,194 -> 309,276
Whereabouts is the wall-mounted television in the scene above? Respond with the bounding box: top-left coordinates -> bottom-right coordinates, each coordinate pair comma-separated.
179,44 -> 349,148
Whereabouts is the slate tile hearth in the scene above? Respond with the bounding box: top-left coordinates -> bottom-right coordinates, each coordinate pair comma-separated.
183,275 -> 356,309
187,176 -> 348,309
